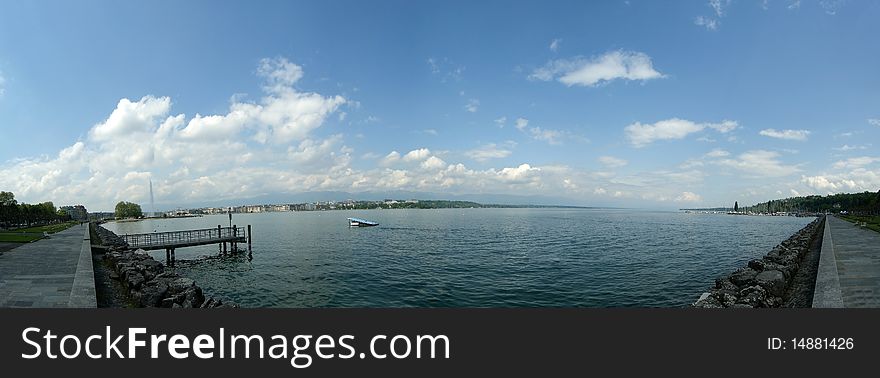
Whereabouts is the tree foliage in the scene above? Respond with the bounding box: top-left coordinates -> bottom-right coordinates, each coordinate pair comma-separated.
744,191 -> 880,215
0,192 -> 69,229
115,201 -> 143,219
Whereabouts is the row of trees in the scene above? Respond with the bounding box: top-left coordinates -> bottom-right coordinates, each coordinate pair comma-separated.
0,191 -> 70,229
742,191 -> 880,215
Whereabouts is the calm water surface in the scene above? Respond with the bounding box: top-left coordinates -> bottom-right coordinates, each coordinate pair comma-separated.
103,208 -> 814,307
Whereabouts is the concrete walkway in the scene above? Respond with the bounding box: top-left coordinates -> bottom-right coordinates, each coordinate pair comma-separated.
0,224 -> 95,308
814,216 -> 880,308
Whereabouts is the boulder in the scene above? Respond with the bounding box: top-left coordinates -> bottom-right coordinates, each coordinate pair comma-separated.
755,270 -> 786,297
140,281 -> 169,307
728,267 -> 758,287
736,286 -> 768,307
125,272 -> 145,290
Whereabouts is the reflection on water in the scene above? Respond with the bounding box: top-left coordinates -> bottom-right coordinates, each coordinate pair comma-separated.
103,208 -> 813,307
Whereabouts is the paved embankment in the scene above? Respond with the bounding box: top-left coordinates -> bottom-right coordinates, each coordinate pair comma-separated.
0,224 -> 95,308
813,216 -> 880,308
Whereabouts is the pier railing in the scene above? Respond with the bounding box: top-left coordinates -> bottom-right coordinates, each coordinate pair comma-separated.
121,226 -> 246,249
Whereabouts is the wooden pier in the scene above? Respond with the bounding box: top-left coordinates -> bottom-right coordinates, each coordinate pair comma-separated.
120,225 -> 252,265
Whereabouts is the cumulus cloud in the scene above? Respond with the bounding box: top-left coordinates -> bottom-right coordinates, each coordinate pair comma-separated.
598,156 -> 628,168
869,118 -> 880,127
758,128 -> 810,141
402,148 -> 431,162
466,143 -> 513,162
675,191 -> 702,202
529,50 -> 664,87
515,117 -> 529,130
0,58 -> 350,209
90,96 -> 172,141
380,151 -> 401,166
715,150 -> 800,178
494,116 -> 507,128
625,118 -> 737,147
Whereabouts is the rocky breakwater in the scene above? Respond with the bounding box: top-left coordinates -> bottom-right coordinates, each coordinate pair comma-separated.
693,216 -> 825,308
93,225 -> 237,308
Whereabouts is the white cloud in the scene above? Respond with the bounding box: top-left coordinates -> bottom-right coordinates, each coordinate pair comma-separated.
625,118 -> 723,148
421,156 -> 447,170
694,16 -> 719,31
675,191 -> 702,202
820,0 -> 847,15
705,148 -> 730,158
90,96 -> 172,141
529,50 -> 664,87
494,116 -> 507,128
833,144 -> 867,151
598,156 -> 628,168
465,98 -> 479,113
788,0 -> 801,10
515,117 -> 529,131
427,57 -> 464,82
526,126 -> 565,145
758,128 -> 810,141
549,38 -> 561,52
707,120 -> 739,133
380,151 -> 401,166
832,156 -> 880,170
709,0 -> 730,17
716,150 -> 800,178
0,58 -> 356,209
402,148 -> 431,162
0,69 -> 5,97
257,57 -> 303,94
801,175 -> 857,192
467,143 -> 513,162
423,129 -> 438,136
868,118 -> 880,127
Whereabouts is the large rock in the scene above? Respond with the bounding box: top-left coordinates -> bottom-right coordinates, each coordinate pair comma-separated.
755,270 -> 786,297
728,267 -> 758,287
736,286 -> 768,307
140,281 -> 169,307
125,272 -> 145,290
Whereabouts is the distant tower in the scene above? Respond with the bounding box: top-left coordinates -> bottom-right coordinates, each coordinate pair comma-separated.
149,178 -> 156,217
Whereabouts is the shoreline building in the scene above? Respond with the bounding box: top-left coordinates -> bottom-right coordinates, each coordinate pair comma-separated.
60,205 -> 88,221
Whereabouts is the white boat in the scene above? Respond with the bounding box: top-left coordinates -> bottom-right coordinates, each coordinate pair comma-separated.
348,217 -> 379,227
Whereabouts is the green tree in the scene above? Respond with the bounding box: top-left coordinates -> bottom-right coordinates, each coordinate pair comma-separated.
115,201 -> 143,219
734,201 -> 739,213
0,191 -> 16,206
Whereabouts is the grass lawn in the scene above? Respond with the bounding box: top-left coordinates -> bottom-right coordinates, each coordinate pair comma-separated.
0,232 -> 44,242
0,222 -> 77,243
12,221 -> 78,234
840,215 -> 880,233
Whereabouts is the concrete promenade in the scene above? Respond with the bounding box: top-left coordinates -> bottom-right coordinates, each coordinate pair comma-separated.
0,224 -> 96,308
813,216 -> 880,308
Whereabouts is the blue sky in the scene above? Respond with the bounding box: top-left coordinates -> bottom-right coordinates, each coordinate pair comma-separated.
1,0 -> 879,211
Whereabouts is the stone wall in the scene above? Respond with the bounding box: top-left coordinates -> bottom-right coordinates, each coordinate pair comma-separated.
93,225 -> 238,308
693,216 -> 825,308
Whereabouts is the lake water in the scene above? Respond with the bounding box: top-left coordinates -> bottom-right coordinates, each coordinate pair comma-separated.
102,208 -> 814,307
